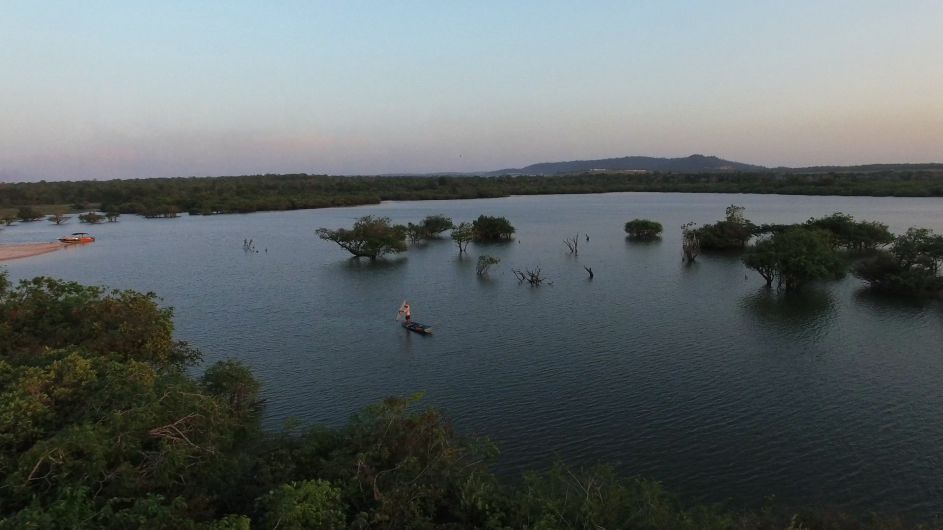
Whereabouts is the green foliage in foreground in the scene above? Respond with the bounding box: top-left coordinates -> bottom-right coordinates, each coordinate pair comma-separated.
624,218 -> 663,239
0,273 -> 935,529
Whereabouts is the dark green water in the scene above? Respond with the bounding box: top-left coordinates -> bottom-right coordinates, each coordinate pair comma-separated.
4,192 -> 943,518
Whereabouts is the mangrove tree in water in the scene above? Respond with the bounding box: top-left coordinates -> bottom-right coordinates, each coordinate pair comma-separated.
472,215 -> 515,242
316,215 -> 407,260
854,227 -> 943,296
624,219 -> 663,240
743,228 -> 846,290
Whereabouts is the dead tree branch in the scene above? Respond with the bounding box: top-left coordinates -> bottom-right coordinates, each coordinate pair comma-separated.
511,267 -> 547,287
563,234 -> 579,255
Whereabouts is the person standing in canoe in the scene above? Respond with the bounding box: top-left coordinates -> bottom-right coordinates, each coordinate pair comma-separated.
397,301 -> 411,323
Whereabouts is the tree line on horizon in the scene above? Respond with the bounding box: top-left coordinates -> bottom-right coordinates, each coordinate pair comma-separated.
2,170 -> 943,218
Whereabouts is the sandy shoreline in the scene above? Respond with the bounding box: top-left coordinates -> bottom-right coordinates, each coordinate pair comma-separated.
0,242 -> 69,262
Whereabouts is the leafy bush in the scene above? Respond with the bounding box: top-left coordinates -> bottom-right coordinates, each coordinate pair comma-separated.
472,215 -> 515,241
624,219 -> 663,239
696,205 -> 754,250
316,215 -> 407,259
78,211 -> 104,224
854,227 -> 943,295
743,228 -> 846,290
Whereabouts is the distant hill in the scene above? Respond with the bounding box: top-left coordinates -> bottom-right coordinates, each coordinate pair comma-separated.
475,155 -> 943,177
486,154 -> 765,175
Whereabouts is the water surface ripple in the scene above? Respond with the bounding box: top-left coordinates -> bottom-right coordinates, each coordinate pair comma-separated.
5,192 -> 943,518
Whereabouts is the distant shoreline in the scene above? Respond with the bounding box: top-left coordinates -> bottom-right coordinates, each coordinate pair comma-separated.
2,170 -> 943,218
0,242 -> 67,262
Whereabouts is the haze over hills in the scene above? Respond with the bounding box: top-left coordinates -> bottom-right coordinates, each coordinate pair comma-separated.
385,154 -> 943,178
482,155 -> 943,176
485,154 -> 764,176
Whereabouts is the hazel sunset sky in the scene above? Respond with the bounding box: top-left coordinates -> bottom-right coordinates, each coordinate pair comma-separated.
2,1 -> 941,181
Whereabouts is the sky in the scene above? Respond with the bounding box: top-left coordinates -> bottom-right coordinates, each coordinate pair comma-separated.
2,1 -> 942,181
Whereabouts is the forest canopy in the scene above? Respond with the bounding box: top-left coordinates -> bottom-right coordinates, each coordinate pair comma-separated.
3,170 -> 943,218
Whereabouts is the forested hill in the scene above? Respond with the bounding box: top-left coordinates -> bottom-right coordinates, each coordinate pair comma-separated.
489,154 -> 764,175
485,156 -> 943,176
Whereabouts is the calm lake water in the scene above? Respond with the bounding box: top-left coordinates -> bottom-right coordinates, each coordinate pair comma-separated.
4,192 -> 943,518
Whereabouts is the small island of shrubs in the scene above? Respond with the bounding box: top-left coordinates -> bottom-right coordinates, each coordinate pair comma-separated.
624,219 -> 663,240
316,214 -> 516,259
674,205 -> 943,296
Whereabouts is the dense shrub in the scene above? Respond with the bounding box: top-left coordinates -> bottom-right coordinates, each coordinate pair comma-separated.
624,218 -> 663,239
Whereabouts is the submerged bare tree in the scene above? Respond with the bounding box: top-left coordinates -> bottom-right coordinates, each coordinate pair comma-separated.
47,212 -> 71,225
584,265 -> 594,279
563,234 -> 579,255
682,222 -> 700,263
512,266 -> 549,287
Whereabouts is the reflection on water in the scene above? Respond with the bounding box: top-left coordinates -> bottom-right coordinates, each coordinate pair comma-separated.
4,192 -> 943,518
624,236 -> 663,244
338,255 -> 408,272
742,287 -> 836,326
853,287 -> 941,313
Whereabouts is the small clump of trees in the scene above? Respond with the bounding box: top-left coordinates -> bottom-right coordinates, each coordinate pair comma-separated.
450,215 -> 516,253
142,205 -> 182,218
756,212 -> 895,253
803,212 -> 894,251
853,227 -> 943,296
316,215 -> 407,260
624,219 -> 663,240
78,211 -> 104,224
741,212 -> 942,296
16,206 -> 44,222
472,215 -> 515,242
743,228 -> 846,290
405,215 -> 453,242
695,204 -> 754,250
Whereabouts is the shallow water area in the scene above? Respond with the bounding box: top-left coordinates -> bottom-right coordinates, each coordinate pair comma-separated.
4,192 -> 943,518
